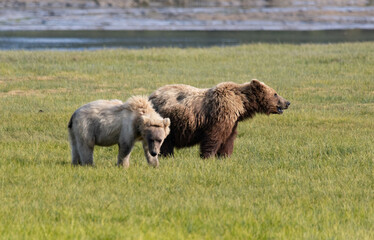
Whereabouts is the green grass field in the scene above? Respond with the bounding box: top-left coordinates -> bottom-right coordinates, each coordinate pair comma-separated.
1,43 -> 374,239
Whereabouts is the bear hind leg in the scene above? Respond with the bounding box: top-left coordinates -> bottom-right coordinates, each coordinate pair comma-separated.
77,141 -> 94,166
69,130 -> 81,165
71,141 -> 81,165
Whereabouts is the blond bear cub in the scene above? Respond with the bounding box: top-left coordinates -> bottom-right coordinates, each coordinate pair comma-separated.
68,96 -> 170,167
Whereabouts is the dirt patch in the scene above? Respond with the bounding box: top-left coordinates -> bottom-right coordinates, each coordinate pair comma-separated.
35,76 -> 55,81
132,87 -> 148,94
0,88 -> 69,97
5,90 -> 26,96
0,76 -> 56,82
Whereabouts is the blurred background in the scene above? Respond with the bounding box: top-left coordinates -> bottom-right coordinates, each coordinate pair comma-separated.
1,0 -> 374,49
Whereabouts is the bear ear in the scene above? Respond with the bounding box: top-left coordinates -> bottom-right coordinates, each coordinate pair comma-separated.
163,118 -> 171,127
250,79 -> 264,91
250,79 -> 262,87
141,116 -> 151,127
241,79 -> 262,93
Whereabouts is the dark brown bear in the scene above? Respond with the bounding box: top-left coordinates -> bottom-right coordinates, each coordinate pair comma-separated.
149,79 -> 290,158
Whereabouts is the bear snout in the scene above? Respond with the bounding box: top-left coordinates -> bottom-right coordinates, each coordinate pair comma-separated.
150,151 -> 158,157
276,100 -> 290,114
285,101 -> 291,109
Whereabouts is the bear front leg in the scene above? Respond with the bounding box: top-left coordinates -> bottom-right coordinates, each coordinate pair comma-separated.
117,142 -> 134,168
159,135 -> 175,157
200,138 -> 222,159
118,124 -> 136,167
217,122 -> 238,158
142,140 -> 159,167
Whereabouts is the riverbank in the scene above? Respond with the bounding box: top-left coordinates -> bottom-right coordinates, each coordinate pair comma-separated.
1,1 -> 374,31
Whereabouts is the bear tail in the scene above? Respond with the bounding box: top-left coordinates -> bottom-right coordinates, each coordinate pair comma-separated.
68,112 -> 75,129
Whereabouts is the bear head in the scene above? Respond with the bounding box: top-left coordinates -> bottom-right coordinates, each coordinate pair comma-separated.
243,79 -> 290,115
140,116 -> 171,164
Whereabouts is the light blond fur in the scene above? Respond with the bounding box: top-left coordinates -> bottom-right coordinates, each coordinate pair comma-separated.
68,96 -> 170,167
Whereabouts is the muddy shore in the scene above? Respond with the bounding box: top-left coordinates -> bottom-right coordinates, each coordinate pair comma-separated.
1,0 -> 374,30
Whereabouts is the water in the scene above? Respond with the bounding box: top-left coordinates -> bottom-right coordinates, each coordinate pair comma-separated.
2,6 -> 374,31
1,0 -> 374,50
0,30 -> 374,50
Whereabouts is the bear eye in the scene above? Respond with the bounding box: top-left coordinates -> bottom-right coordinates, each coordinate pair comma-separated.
274,93 -> 278,97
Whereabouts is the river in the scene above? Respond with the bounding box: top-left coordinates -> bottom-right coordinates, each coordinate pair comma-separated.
1,30 -> 374,50
1,0 -> 374,50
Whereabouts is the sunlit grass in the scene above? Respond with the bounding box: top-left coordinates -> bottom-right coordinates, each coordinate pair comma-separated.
1,43 -> 374,239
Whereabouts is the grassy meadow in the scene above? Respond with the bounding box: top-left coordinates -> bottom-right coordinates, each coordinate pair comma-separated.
1,43 -> 374,239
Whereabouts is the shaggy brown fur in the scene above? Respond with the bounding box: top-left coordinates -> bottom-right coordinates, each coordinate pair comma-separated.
149,79 -> 290,158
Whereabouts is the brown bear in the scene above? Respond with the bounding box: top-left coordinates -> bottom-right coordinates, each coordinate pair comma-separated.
149,79 -> 290,158
68,96 -> 170,168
